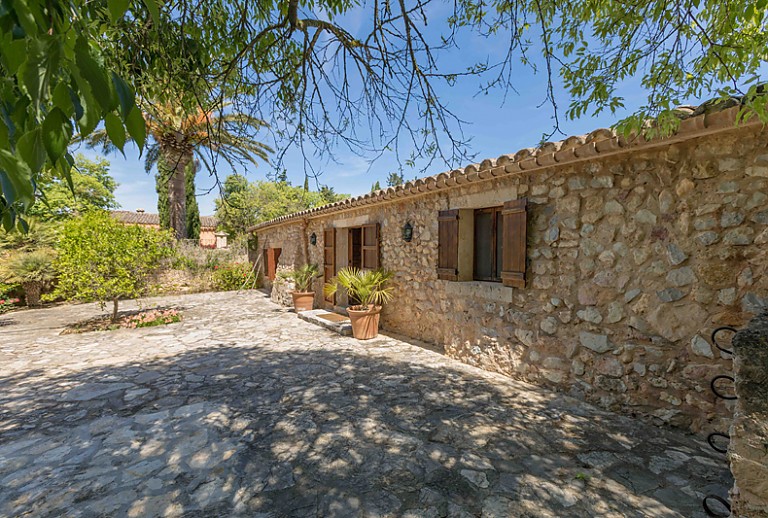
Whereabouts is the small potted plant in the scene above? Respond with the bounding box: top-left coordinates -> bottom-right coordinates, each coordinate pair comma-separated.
324,267 -> 393,340
279,264 -> 320,312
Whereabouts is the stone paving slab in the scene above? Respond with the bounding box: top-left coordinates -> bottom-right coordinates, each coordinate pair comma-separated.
0,291 -> 731,517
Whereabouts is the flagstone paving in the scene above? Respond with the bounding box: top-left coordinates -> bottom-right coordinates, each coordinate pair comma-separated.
0,291 -> 731,517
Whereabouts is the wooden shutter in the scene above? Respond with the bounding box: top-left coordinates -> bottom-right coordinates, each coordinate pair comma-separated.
501,198 -> 528,288
437,209 -> 459,281
323,228 -> 336,303
361,223 -> 379,270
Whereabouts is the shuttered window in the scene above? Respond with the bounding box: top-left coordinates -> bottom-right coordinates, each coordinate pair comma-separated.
437,209 -> 459,281
436,199 -> 527,287
501,198 -> 528,288
473,207 -> 503,282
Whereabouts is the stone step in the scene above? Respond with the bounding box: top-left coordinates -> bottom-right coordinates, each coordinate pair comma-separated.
296,309 -> 352,336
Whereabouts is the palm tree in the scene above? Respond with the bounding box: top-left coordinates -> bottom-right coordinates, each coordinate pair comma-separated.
80,102 -> 272,239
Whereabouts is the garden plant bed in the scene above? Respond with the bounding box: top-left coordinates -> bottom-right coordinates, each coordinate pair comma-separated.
61,307 -> 183,334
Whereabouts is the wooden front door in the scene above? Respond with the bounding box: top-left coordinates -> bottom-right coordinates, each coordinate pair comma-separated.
323,228 -> 336,304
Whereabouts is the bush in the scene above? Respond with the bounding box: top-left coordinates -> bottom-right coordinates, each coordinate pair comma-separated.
54,212 -> 174,320
211,262 -> 259,291
0,297 -> 20,313
1,249 -> 57,306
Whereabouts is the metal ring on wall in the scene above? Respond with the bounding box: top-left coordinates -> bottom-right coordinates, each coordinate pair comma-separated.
706,432 -> 730,454
711,326 -> 737,356
710,375 -> 737,400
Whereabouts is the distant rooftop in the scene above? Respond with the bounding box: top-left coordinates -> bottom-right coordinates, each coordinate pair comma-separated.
111,210 -> 218,229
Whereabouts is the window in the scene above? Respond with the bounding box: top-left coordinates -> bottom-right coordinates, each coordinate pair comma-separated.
437,199 -> 528,288
473,207 -> 504,282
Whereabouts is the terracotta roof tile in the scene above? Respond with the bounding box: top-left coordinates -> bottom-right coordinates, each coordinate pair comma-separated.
250,103 -> 761,233
111,211 -> 218,229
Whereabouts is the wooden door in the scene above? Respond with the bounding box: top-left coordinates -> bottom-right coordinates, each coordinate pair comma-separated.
323,228 -> 336,304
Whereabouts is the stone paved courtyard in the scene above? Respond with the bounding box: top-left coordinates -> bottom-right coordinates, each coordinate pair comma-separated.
0,291 -> 731,517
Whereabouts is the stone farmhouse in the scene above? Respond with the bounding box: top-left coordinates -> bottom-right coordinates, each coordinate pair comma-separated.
111,210 -> 226,248
251,104 -> 768,434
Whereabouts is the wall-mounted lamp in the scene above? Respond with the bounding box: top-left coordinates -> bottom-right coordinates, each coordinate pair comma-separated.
402,221 -> 413,242
309,232 -> 317,246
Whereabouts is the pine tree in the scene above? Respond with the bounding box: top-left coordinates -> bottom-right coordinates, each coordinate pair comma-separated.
386,172 -> 404,187
371,181 -> 381,192
185,161 -> 200,241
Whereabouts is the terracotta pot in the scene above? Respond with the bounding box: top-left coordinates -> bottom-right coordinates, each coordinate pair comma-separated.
291,291 -> 315,312
347,305 -> 382,340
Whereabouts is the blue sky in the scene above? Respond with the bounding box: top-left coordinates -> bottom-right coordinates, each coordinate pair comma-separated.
76,7 -> 658,216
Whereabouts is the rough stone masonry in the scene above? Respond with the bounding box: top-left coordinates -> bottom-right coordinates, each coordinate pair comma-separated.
255,107 -> 768,435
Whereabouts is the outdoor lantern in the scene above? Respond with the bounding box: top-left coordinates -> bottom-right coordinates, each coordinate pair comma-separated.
402,221 -> 413,242
309,232 -> 317,246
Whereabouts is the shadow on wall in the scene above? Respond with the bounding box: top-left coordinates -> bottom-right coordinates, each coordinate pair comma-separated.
0,343 -> 730,517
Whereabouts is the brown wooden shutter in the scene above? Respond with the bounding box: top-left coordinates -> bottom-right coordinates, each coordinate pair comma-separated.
501,198 -> 528,288
361,223 -> 379,270
437,209 -> 459,281
323,228 -> 336,303
265,248 -> 281,280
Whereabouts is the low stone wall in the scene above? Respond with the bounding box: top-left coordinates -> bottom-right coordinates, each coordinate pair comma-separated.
729,313 -> 768,517
257,126 -> 768,433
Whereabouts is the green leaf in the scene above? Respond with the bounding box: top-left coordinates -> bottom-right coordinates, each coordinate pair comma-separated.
11,0 -> 37,35
105,112 -> 126,153
125,106 -> 146,150
16,128 -> 46,172
52,82 -> 75,117
41,107 -> 73,162
0,150 -> 33,207
143,0 -> 160,25
111,73 -> 134,119
75,87 -> 100,137
1,37 -> 26,74
58,153 -> 75,194
108,0 -> 130,21
74,37 -> 117,112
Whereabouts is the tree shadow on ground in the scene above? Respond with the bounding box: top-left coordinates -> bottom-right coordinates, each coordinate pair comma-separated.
0,341 -> 730,518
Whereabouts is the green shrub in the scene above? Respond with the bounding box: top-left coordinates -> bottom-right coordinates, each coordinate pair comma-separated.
0,296 -> 20,313
1,249 -> 57,306
54,212 -> 174,320
211,262 -> 259,291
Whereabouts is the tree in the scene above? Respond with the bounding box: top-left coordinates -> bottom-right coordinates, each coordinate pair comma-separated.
83,102 -> 271,239
386,173 -> 404,187
28,154 -> 118,221
371,181 -> 381,192
185,162 -> 201,242
215,176 -> 348,237
53,212 -> 173,321
1,249 -> 56,306
0,0 -> 150,231
5,0 -> 768,230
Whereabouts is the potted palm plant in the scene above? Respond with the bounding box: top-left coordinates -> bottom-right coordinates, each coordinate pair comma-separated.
2,249 -> 56,307
324,267 -> 394,340
279,264 -> 320,312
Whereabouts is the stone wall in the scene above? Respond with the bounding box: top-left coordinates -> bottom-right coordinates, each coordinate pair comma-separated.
729,312 -> 768,517
256,126 -> 768,432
